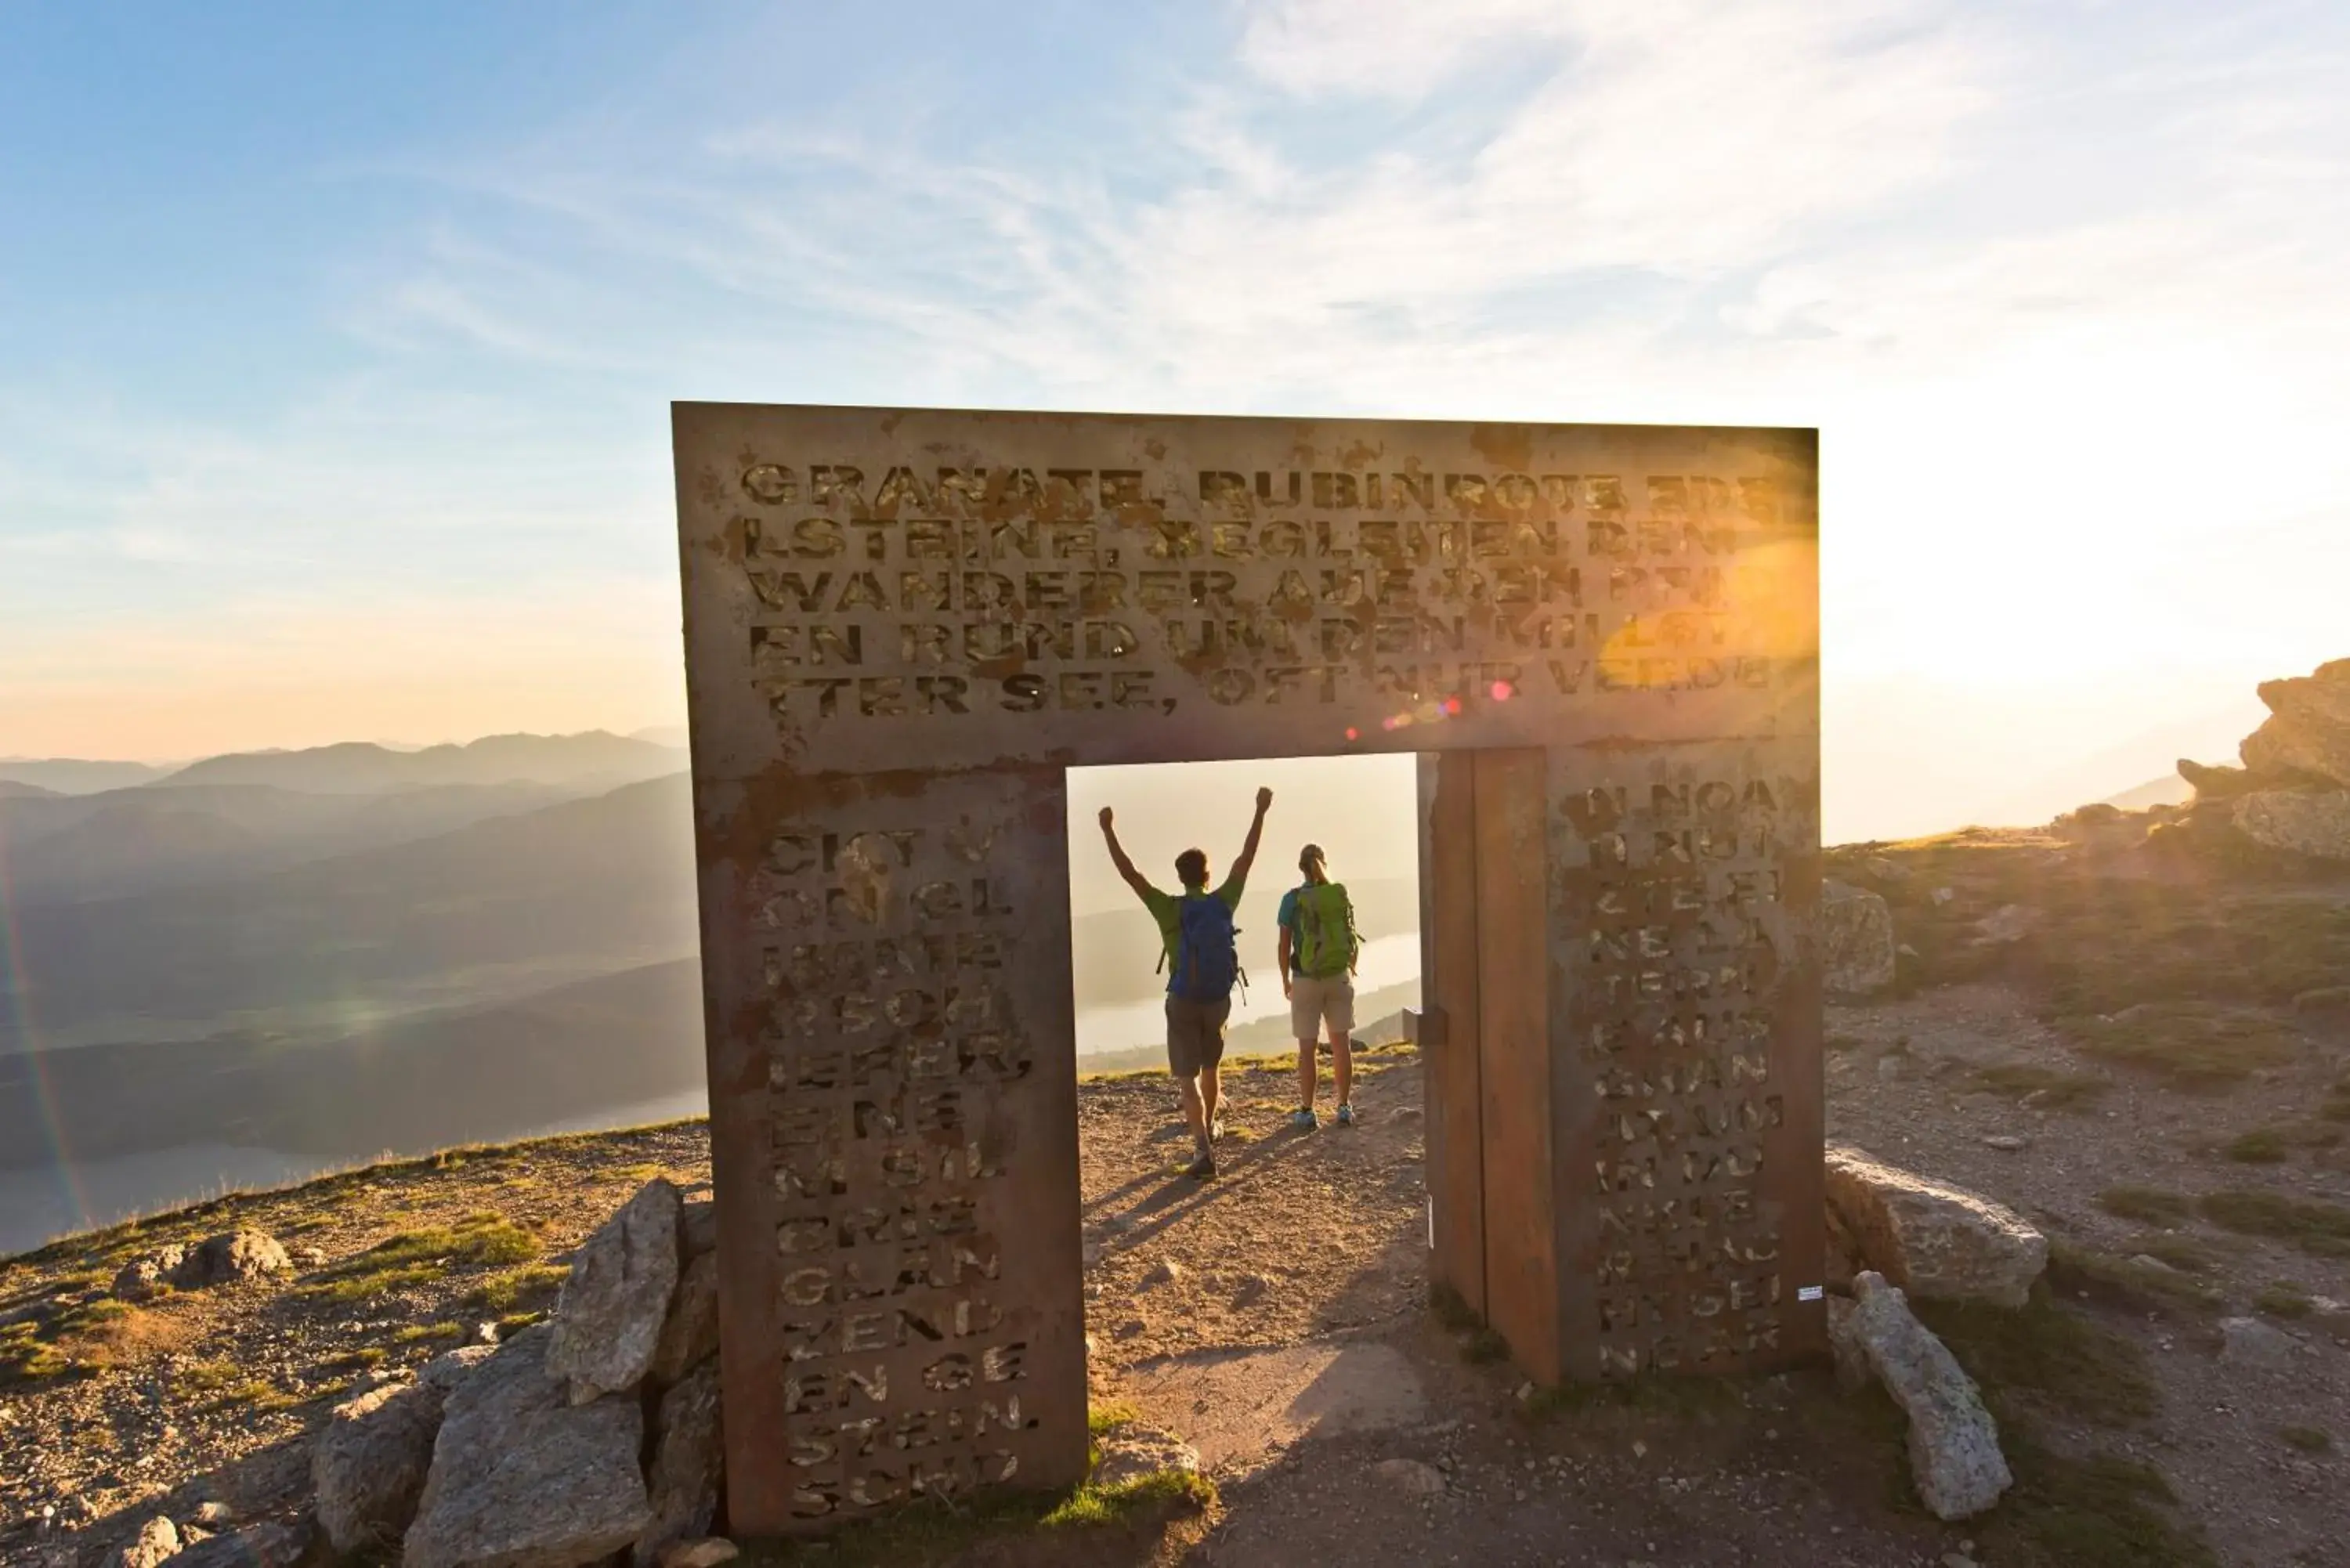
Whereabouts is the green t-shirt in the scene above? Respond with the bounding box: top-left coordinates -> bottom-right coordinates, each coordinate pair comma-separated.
1139,876 -> 1244,972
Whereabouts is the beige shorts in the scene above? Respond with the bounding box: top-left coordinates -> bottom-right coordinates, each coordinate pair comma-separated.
1289,973 -> 1355,1041
1165,996 -> 1230,1080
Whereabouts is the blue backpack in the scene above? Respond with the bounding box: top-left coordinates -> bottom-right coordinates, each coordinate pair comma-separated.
1167,894 -> 1242,1003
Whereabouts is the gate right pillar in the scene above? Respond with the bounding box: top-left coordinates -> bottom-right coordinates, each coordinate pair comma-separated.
1422,737 -> 1824,1382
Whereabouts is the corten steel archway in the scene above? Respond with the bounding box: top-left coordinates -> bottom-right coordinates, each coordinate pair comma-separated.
672,404 -> 1824,1535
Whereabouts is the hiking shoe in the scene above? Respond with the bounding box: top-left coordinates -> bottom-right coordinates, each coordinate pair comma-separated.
1182,1151 -> 1217,1180
1290,1107 -> 1320,1131
1335,1103 -> 1356,1127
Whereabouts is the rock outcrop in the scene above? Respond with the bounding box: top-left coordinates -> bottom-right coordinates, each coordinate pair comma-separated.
171,1231 -> 291,1291
2240,658 -> 2350,789
403,1324 -> 652,1568
2232,789 -> 2350,862
1820,880 -> 1896,996
1837,1272 -> 2011,1520
1824,1147 -> 2047,1308
169,1519 -> 310,1568
548,1178 -> 682,1405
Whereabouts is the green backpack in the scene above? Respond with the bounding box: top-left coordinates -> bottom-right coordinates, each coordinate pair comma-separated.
1292,881 -> 1359,979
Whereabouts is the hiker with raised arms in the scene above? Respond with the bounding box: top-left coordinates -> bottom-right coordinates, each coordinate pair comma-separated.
1278,842 -> 1361,1130
1097,786 -> 1272,1180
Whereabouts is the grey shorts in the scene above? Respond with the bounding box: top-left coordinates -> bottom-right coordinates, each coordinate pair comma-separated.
1165,996 -> 1230,1079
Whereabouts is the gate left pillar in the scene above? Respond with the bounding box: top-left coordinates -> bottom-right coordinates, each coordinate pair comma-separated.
691,762 -> 1090,1534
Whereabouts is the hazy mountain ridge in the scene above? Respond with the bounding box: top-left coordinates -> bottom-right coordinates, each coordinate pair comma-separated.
0,759 -> 173,795
152,730 -> 683,793
0,775 -> 699,1051
0,780 -> 588,906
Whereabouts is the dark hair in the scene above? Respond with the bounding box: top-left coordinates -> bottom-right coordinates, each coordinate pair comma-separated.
1174,848 -> 1209,887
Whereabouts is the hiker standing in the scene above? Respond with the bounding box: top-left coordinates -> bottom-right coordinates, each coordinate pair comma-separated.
1278,843 -> 1360,1129
1097,786 -> 1272,1179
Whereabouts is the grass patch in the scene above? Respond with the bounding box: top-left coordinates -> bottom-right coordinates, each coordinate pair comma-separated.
392,1321 -> 465,1344
300,1213 -> 539,1302
2218,1123 -> 2340,1163
1088,1400 -> 1141,1435
176,1358 -> 244,1393
1979,1436 -> 2214,1568
1427,1281 -> 1480,1334
1915,1294 -> 2159,1425
2198,1189 -> 2350,1256
320,1347 -> 387,1373
2280,1425 -> 2332,1453
2128,1234 -> 2221,1275
495,1310 -> 544,1335
1972,1063 -> 2107,1108
2253,1284 -> 2312,1319
462,1263 -> 570,1312
0,1322 -> 70,1386
2096,1187 -> 2193,1225
2059,1003 -> 2301,1086
605,1164 -> 667,1184
1039,1469 -> 1216,1528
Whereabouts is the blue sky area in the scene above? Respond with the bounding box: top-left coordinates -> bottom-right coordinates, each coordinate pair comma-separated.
2,2 -> 2346,838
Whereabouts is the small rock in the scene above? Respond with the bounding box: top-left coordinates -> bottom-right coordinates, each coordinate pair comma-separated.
108,1516 -> 179,1568
1980,1136 -> 2027,1152
1141,1259 -> 1183,1289
1821,880 -> 1896,996
1091,1422 -> 1198,1489
1372,1458 -> 1446,1497
1970,905 -> 2038,946
170,1230 -> 291,1291
473,1321 -> 499,1345
1930,887 -> 1956,906
190,1504 -> 233,1528
293,1247 -> 328,1270
1113,1320 -> 1146,1340
2218,1316 -> 2297,1369
1390,1106 -> 1424,1122
1846,1272 -> 2011,1519
548,1178 -> 682,1404
1232,1274 -> 1271,1306
113,1247 -> 188,1303
659,1541 -> 739,1568
2127,1254 -> 2180,1275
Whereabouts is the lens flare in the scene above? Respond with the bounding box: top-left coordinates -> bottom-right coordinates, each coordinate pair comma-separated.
0,824 -> 92,1237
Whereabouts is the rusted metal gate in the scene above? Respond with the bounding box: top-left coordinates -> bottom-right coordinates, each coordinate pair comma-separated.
671,404 -> 1824,1533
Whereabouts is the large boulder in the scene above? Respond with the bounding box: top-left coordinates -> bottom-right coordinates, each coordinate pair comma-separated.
2240,658 -> 2350,789
1824,1147 -> 2047,1308
113,1245 -> 189,1302
2232,790 -> 2350,862
634,1363 -> 723,1568
679,1197 -> 718,1259
315,1380 -> 449,1554
548,1178 -> 682,1404
403,1324 -> 651,1568
1838,1272 -> 2011,1520
649,1252 -> 720,1387
171,1230 -> 291,1291
1820,880 -> 1896,996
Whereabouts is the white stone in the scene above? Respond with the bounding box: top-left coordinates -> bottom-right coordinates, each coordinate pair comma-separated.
2218,1316 -> 2297,1369
1846,1273 -> 2012,1520
108,1516 -> 179,1568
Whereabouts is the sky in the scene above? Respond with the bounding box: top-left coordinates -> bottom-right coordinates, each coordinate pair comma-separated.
2,2 -> 2345,840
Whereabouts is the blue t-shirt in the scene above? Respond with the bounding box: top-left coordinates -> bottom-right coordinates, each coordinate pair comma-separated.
1276,884 -> 1306,973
